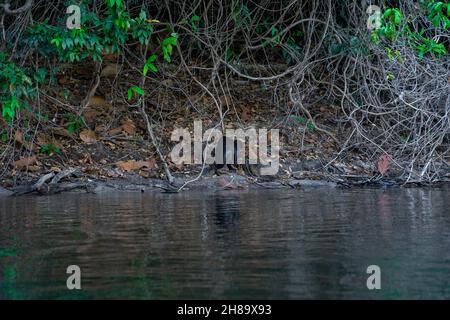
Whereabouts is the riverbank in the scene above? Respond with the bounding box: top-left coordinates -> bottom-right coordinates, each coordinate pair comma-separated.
1,64 -> 448,194
1,162 -> 449,198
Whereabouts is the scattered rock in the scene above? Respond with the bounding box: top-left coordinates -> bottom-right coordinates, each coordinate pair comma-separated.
0,186 -> 13,197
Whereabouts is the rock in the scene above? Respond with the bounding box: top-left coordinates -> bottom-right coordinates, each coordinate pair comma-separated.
0,186 -> 13,197
100,63 -> 120,77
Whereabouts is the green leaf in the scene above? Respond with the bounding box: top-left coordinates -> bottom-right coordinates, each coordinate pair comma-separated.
433,15 -> 441,27
384,9 -> 393,19
0,248 -> 18,257
143,63 -> 158,76
133,86 -> 144,95
139,10 -> 147,21
163,36 -> 177,47
128,86 -> 145,100
147,54 -> 157,63
307,122 -> 315,131
143,54 -> 159,75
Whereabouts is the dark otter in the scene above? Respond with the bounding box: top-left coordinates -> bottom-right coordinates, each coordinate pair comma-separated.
212,136 -> 238,174
209,135 -> 260,176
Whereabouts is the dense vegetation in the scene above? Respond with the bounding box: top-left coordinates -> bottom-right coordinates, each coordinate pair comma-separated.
0,0 -> 449,186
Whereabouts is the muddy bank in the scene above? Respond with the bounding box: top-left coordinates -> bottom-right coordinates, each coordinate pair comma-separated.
1,171 -> 339,197
2,162 -> 449,198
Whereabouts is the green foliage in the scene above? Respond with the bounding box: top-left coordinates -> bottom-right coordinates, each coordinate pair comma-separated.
127,86 -> 145,101
65,113 -> 84,134
28,2 -> 154,63
292,116 -> 315,132
2,1 -> 172,125
232,3 -> 251,27
190,15 -> 201,32
372,2 -> 449,59
143,54 -> 158,76
106,0 -> 124,10
39,144 -> 61,156
378,8 -> 403,41
1,130 -> 7,143
0,248 -> 18,258
161,34 -> 178,63
261,25 -> 281,48
0,53 -> 46,123
254,20 -> 303,63
427,1 -> 450,28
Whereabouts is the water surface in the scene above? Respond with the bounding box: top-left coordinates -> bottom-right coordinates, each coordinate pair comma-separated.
1,187 -> 449,299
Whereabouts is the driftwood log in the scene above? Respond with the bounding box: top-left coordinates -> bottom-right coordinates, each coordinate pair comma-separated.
12,168 -> 89,196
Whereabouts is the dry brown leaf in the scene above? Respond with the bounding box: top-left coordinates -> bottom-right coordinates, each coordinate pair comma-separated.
14,130 -> 24,144
107,127 -> 123,136
80,129 -> 97,144
87,96 -> 111,108
36,135 -> 62,150
51,127 -> 72,137
14,156 -> 37,170
378,155 -> 392,175
79,154 -> 93,164
27,165 -> 41,172
116,159 -> 156,172
82,109 -> 103,122
14,131 -> 34,150
95,124 -> 106,133
121,119 -> 136,135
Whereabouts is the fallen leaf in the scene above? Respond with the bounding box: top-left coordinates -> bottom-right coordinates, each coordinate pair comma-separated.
95,124 -> 106,133
87,96 -> 111,109
82,109 -> 103,122
80,129 -> 97,144
14,130 -> 24,144
80,154 -> 93,164
377,155 -> 392,175
14,156 -> 37,170
27,165 -> 41,172
116,159 -> 156,172
14,131 -> 34,150
107,127 -> 123,136
50,127 -> 72,137
37,135 -> 62,150
121,119 -> 136,135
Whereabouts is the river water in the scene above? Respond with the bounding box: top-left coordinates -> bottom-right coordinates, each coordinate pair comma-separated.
1,186 -> 449,299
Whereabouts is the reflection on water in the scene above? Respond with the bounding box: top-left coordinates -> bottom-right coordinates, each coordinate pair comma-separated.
0,187 -> 449,299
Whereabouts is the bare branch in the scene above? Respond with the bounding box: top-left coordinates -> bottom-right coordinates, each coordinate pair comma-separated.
0,0 -> 33,15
